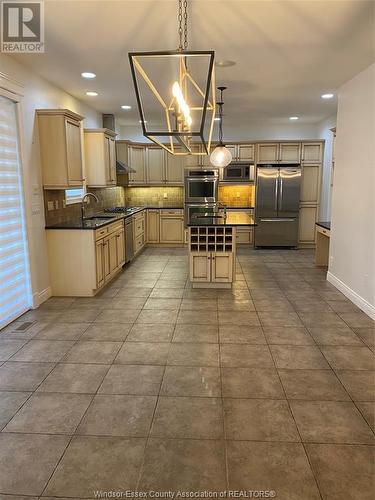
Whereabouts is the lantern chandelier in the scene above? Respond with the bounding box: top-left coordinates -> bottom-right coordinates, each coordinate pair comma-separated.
210,86 -> 233,168
128,0 -> 216,156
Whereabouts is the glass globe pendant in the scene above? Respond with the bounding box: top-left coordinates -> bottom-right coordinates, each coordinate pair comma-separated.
210,86 -> 232,168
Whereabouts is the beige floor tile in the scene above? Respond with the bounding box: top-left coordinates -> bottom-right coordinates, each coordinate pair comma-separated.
10,340 -> 75,363
278,369 -> 350,401
290,400 -> 374,444
0,392 -> 31,429
80,323 -> 132,341
107,297 -> 147,310
224,398 -> 300,441
168,343 -> 219,366
149,288 -> 185,298
218,311 -> 260,326
180,299 -> 218,311
270,345 -> 330,369
77,394 -> 156,437
94,309 -> 140,324
58,308 -> 101,323
37,363 -> 109,393
34,322 -> 89,341
220,344 -> 274,368
127,323 -> 175,342
116,287 -> 152,298
115,342 -> 170,365
0,340 -> 27,361
339,312 -> 375,328
219,325 -> 266,344
227,441 -> 321,499
263,326 -> 315,345
356,402 -> 375,431
143,298 -> 181,310
151,396 -> 223,439
63,341 -> 122,364
160,365 -> 221,397
0,433 -> 69,495
299,312 -> 348,328
138,438 -> 226,491
98,364 -> 164,395
136,309 -> 178,324
336,370 -> 375,400
4,392 -> 92,434
258,311 -> 303,327
222,367 -> 284,398
321,346 -> 375,370
177,310 -> 218,325
354,327 -> 375,347
173,324 -> 218,343
306,443 -> 375,500
307,325 -> 363,345
0,362 -> 55,391
44,436 -> 145,497
217,299 -> 255,311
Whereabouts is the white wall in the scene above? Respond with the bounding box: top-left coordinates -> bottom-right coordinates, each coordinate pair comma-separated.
328,63 -> 375,319
0,54 -> 102,306
316,114 -> 337,221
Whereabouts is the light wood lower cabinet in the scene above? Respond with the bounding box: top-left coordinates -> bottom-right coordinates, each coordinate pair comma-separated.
160,212 -> 184,244
47,220 -> 125,297
299,206 -> 318,246
190,252 -> 233,283
235,228 -> 254,245
147,209 -> 160,243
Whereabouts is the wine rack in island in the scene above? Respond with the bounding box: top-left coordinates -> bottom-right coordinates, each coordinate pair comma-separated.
188,226 -> 236,288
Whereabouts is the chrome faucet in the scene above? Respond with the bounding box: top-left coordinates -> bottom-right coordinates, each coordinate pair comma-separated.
216,201 -> 227,218
81,192 -> 99,220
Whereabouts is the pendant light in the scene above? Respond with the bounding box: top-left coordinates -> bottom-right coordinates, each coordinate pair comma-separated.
128,0 -> 216,156
210,86 -> 232,168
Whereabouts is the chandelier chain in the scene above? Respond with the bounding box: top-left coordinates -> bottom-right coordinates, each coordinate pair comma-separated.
178,0 -> 188,51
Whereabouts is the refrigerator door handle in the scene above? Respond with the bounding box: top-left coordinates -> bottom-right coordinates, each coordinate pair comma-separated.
274,177 -> 278,211
260,218 -> 296,222
278,177 -> 283,211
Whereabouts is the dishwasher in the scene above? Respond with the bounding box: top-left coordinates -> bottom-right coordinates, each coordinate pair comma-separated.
125,217 -> 134,263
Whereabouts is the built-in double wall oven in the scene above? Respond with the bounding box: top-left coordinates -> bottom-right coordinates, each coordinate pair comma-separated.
184,169 -> 219,204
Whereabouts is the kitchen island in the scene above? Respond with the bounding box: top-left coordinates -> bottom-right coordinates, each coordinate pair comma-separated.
187,211 -> 256,288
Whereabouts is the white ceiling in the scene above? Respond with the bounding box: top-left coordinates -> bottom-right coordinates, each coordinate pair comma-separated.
11,0 -> 375,130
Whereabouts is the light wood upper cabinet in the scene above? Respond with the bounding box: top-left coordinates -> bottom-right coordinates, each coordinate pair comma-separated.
165,148 -> 185,184
301,142 -> 323,164
225,145 -> 237,160
279,143 -> 301,163
128,146 -> 146,183
147,210 -> 160,243
84,129 -> 117,187
146,147 -> 165,184
300,165 -> 320,204
37,109 -> 84,189
257,143 -> 279,163
238,144 -> 255,161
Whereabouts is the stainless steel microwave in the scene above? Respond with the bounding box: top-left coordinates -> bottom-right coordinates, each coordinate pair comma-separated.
223,162 -> 255,182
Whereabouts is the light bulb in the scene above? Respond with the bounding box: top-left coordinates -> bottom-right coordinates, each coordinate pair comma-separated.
210,146 -> 232,168
172,81 -> 191,128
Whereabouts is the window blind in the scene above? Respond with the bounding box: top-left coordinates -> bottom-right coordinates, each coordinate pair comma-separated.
0,95 -> 32,330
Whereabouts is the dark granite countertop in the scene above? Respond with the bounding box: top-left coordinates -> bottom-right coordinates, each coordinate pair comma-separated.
187,211 -> 256,227
316,221 -> 331,231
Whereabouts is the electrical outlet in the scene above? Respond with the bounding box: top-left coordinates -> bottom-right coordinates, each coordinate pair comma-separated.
47,201 -> 54,211
163,192 -> 168,199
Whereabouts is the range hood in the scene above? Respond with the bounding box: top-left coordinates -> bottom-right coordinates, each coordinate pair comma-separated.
116,160 -> 135,174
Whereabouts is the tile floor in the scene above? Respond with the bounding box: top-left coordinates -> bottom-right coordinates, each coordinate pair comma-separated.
0,247 -> 374,500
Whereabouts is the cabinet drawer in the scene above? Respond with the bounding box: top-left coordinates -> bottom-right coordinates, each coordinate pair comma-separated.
134,219 -> 145,238
316,225 -> 330,237
135,233 -> 145,253
133,210 -> 145,221
95,227 -> 109,240
161,209 -> 183,216
107,221 -> 124,235
236,229 -> 254,244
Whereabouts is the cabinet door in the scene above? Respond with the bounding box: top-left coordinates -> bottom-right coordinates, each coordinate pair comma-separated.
160,216 -> 184,243
147,147 -> 165,184
103,136 -> 112,185
225,145 -> 237,161
299,206 -> 318,244
129,146 -> 146,183
147,210 -> 160,243
211,252 -> 233,282
107,233 -> 118,278
115,142 -> 128,163
300,165 -> 320,204
279,143 -> 301,163
115,229 -> 125,268
236,229 -> 253,245
95,240 -> 105,289
190,252 -> 211,282
102,238 -> 111,282
238,144 -> 254,161
301,143 -> 323,164
108,137 -> 117,184
65,119 -> 83,185
165,148 -> 185,184
257,143 -> 279,163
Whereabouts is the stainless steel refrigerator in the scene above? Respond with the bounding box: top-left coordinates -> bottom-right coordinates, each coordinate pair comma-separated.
255,164 -> 301,247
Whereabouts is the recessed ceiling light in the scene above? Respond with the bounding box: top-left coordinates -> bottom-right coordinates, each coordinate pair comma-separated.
121,105 -> 132,110
86,91 -> 98,96
321,93 -> 334,99
215,60 -> 236,67
81,72 -> 96,79
289,116 -> 299,120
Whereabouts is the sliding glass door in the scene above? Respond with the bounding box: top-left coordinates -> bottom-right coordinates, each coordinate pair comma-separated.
0,94 -> 32,329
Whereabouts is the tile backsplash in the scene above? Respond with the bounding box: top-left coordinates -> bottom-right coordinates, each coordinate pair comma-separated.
218,185 -> 255,207
124,187 -> 184,207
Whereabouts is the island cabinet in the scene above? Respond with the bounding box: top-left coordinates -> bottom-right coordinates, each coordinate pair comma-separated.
84,129 -> 117,187
37,109 -> 84,189
46,220 -> 125,297
189,227 -> 235,288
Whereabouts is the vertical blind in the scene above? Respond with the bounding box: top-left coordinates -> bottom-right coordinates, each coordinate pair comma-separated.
0,95 -> 32,330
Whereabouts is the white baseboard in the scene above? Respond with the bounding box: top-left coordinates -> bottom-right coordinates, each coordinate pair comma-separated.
327,271 -> 375,320
32,287 -> 52,309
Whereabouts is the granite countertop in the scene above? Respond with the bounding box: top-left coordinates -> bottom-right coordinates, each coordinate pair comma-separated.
187,211 -> 256,227
316,221 -> 331,231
